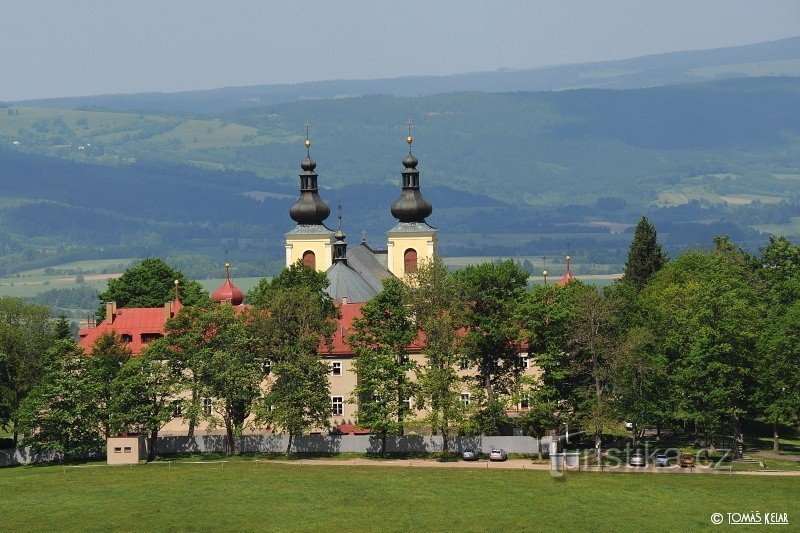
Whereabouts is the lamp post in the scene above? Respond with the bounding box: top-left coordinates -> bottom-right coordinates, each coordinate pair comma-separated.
542,270 -> 548,285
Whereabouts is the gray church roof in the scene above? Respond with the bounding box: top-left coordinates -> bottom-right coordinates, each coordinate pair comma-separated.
324,242 -> 395,303
324,262 -> 378,303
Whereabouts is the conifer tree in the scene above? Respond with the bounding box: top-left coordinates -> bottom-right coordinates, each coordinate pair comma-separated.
622,217 -> 667,289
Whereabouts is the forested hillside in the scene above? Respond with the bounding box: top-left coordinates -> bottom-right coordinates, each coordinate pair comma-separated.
12,36 -> 800,113
1,77 -> 799,278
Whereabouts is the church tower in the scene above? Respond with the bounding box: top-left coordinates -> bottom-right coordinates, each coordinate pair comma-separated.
285,127 -> 334,272
387,122 -> 437,277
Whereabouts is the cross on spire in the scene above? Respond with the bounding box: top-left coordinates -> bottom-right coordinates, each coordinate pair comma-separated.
305,122 -> 311,157
337,203 -> 343,231
406,118 -> 414,153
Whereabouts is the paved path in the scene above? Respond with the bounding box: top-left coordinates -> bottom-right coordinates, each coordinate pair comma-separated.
255,458 -> 800,477
755,450 -> 800,462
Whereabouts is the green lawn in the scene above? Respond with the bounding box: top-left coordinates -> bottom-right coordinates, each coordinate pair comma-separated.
1,462 -> 797,531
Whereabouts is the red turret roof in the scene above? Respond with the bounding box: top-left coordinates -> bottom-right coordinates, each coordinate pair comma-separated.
212,263 -> 244,306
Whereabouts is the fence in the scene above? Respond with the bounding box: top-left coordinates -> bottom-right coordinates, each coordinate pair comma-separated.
1,434 -> 553,467
156,434 -> 550,455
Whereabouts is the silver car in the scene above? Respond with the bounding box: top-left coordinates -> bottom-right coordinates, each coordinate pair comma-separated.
629,452 -> 646,467
462,448 -> 480,461
489,448 -> 508,461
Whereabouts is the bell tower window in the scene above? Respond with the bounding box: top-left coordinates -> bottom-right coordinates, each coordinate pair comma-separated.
404,248 -> 418,274
302,250 -> 316,269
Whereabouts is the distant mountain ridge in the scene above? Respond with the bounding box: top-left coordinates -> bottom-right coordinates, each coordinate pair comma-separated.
11,36 -> 800,114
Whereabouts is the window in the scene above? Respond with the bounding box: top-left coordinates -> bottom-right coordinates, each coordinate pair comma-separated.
203,397 -> 212,416
114,447 -> 122,453
120,334 -> 132,344
400,397 -> 412,414
330,361 -> 342,376
519,393 -> 530,410
461,393 -> 471,407
404,248 -> 418,274
170,362 -> 182,378
332,396 -> 343,416
520,354 -> 530,370
123,447 -> 132,453
459,358 -> 470,371
171,400 -> 182,417
141,333 -> 163,344
302,250 -> 316,269
262,359 -> 273,376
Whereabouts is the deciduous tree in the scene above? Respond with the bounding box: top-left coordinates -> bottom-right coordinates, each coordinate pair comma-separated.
349,278 -> 418,454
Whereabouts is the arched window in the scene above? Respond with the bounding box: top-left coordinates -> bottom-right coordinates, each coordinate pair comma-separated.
302,250 -> 316,269
404,248 -> 418,274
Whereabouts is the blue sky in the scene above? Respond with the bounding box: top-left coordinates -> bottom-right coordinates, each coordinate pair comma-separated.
2,0 -> 799,101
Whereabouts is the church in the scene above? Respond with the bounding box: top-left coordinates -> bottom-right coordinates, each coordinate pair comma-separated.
286,129 -> 435,300
79,129 -> 543,436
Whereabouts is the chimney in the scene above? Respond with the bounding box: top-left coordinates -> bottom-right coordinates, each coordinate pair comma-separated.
341,296 -> 348,305
105,301 -> 117,324
164,301 -> 172,320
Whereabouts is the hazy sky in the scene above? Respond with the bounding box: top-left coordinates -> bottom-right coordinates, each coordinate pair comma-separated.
2,0 -> 799,101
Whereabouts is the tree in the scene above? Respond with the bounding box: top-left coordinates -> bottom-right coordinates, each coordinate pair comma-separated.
755,236 -> 800,451
16,340 -> 103,461
567,289 -> 618,462
199,307 -> 264,455
405,258 -> 465,454
518,391 -> 559,460
247,261 -> 332,310
110,341 -> 177,461
755,301 -> 800,452
609,326 -> 669,445
0,297 -> 56,443
453,260 -> 527,434
163,305 -> 263,454
255,285 -> 334,455
622,217 -> 667,289
54,314 -> 72,340
517,281 -> 593,441
349,278 -> 418,454
97,258 -> 210,320
642,238 -> 762,456
86,332 -> 132,437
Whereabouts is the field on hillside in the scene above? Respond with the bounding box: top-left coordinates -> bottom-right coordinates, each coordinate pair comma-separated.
1,462 -> 797,531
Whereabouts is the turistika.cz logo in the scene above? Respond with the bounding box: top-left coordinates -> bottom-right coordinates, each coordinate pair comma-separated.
711,512 -> 789,525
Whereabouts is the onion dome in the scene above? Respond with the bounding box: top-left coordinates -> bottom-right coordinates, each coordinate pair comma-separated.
212,262 -> 244,306
289,130 -> 331,225
391,123 -> 433,223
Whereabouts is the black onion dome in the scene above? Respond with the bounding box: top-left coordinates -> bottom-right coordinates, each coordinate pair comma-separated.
289,155 -> 330,225
391,150 -> 432,223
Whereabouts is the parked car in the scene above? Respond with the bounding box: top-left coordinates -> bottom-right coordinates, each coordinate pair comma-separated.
629,451 -> 646,467
655,449 -> 678,467
489,448 -> 508,461
679,452 -> 696,468
462,448 -> 480,461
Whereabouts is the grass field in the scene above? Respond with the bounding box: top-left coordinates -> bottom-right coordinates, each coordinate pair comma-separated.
1,462 -> 797,531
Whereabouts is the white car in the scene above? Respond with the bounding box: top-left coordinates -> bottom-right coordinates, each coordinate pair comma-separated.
489,448 -> 508,461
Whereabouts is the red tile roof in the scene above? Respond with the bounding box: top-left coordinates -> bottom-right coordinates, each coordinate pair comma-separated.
79,307 -> 169,355
321,301 -> 425,356
79,300 -> 425,358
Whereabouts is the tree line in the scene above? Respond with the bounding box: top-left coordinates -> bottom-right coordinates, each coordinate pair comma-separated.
2,218 -> 799,460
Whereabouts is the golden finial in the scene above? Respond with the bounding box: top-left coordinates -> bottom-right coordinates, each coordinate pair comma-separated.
173,279 -> 180,300
304,123 -> 311,155
542,270 -> 548,285
406,118 -> 414,150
